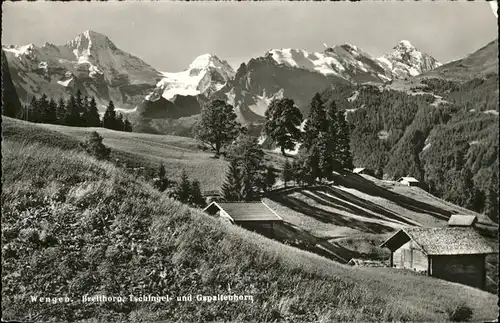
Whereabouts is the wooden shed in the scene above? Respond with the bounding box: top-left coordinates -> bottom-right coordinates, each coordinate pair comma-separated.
353,167 -> 376,177
397,176 -> 420,187
203,201 -> 283,234
380,226 -> 495,289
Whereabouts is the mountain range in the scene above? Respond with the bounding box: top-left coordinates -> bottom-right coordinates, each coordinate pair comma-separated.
3,30 -> 447,134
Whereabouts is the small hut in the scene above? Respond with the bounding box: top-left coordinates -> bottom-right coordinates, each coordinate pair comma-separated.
397,176 -> 420,187
380,216 -> 495,289
353,167 -> 376,177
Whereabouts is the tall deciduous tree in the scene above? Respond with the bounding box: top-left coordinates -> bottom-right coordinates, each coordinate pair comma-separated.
195,99 -> 241,156
263,98 -> 303,156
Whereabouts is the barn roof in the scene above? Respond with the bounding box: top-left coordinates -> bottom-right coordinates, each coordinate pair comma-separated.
448,214 -> 478,227
380,227 -> 495,255
397,176 -> 419,183
203,201 -> 283,222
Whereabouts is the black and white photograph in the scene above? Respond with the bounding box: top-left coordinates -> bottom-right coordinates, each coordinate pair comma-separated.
1,1 -> 499,322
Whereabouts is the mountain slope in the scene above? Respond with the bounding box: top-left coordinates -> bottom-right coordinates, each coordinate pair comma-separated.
3,30 -> 162,110
131,54 -> 234,134
419,39 -> 498,81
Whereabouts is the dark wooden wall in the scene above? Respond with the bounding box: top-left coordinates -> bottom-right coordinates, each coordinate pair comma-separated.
393,240 -> 428,272
430,254 -> 486,289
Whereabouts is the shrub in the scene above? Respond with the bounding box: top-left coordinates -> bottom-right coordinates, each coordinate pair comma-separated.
80,131 -> 111,160
447,303 -> 473,322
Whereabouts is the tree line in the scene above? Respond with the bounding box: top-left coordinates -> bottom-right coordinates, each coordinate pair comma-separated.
7,90 -> 133,132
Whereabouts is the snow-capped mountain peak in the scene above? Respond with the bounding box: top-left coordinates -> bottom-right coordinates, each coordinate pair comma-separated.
3,30 -> 162,111
66,30 -> 116,51
395,40 -> 415,51
147,53 -> 235,101
378,40 -> 441,77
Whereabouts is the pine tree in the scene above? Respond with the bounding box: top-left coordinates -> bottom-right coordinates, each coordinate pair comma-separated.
83,97 -> 101,127
159,163 -> 166,179
336,110 -> 354,170
292,151 -> 315,186
103,100 -> 117,130
263,165 -> 277,192
75,90 -> 85,126
124,119 -> 133,132
282,159 -> 293,188
263,98 -> 303,156
153,163 -> 170,192
116,113 -> 125,131
194,99 -> 241,156
174,170 -> 191,204
221,158 -> 243,201
189,180 -> 205,207
46,98 -> 57,124
56,97 -> 66,125
63,95 -> 81,126
303,93 -> 327,150
38,94 -> 50,123
485,174 -> 499,223
26,96 -> 39,122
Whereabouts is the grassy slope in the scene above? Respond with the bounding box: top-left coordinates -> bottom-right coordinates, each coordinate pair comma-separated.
2,131 -> 499,322
3,117 -> 227,191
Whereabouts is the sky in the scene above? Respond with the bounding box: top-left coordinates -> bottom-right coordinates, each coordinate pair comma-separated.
2,1 -> 498,72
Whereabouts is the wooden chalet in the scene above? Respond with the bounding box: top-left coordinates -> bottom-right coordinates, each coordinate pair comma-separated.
203,201 -> 283,234
380,215 -> 495,289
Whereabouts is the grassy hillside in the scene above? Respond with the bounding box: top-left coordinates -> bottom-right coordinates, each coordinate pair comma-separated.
2,117 -> 287,193
261,173 -> 496,263
2,129 -> 498,322
2,117 -> 227,192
